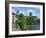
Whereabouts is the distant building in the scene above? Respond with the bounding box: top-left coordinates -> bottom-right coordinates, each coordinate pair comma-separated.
25,16 -> 37,20
32,16 -> 37,20
12,13 -> 20,31
12,13 -> 18,24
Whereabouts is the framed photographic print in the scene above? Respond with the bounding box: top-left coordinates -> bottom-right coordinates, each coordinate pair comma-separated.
5,1 -> 45,37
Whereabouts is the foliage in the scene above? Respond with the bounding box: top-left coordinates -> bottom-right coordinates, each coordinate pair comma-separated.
18,13 -> 27,30
15,12 -> 40,30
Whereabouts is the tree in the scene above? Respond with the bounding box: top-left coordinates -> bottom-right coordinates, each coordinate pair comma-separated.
28,12 -> 37,25
18,13 -> 26,30
36,19 -> 40,24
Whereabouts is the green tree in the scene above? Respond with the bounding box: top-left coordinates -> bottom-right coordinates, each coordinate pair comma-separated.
29,12 -> 37,25
26,12 -> 37,26
18,13 -> 26,30
36,19 -> 40,24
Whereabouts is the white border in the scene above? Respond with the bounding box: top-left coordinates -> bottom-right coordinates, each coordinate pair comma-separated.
9,4 -> 43,35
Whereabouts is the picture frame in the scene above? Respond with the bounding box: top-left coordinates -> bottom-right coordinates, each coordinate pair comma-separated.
5,1 -> 45,37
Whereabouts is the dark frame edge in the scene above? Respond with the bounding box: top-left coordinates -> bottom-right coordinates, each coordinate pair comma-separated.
43,3 -> 45,35
5,1 -> 9,38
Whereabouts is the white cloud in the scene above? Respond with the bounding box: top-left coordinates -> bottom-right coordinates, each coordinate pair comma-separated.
38,16 -> 40,18
27,9 -> 36,16
12,9 -> 16,13
32,13 -> 36,16
19,11 -> 22,13
19,11 -> 24,14
27,9 -> 35,13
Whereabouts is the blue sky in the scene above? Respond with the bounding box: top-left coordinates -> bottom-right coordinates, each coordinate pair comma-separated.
12,6 -> 40,18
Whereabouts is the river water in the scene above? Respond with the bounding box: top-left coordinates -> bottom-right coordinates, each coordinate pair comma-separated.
12,24 -> 40,31
31,24 -> 40,30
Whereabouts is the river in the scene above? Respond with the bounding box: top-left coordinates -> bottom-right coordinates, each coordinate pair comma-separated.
12,24 -> 40,31
31,24 -> 40,30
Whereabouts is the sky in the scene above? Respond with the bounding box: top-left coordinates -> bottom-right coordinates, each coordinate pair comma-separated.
12,6 -> 40,18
